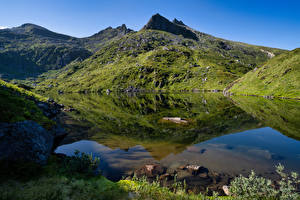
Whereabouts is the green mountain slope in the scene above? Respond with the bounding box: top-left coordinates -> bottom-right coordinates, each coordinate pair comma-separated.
0,79 -> 53,128
0,23 -> 132,80
226,48 -> 300,98
36,14 -> 285,93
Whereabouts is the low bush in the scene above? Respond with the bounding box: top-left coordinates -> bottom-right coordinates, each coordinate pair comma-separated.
61,150 -> 100,175
229,164 -> 300,200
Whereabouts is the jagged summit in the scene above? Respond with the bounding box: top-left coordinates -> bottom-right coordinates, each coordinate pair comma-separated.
142,13 -> 198,41
89,24 -> 133,39
172,18 -> 186,26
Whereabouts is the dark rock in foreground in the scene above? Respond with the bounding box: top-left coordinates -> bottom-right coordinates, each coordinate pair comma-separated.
0,120 -> 54,165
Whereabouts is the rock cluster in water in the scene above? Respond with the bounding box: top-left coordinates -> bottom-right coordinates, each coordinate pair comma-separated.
127,163 -> 232,195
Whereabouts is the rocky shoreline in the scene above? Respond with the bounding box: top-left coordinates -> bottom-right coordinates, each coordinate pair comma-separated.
125,163 -> 233,195
0,97 -> 73,164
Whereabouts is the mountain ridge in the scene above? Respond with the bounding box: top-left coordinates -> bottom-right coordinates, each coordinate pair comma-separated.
34,14 -> 286,94
0,23 -> 134,80
0,13 -> 292,97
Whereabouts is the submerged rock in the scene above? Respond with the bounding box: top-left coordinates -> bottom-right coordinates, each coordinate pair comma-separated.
130,163 -> 233,194
161,117 -> 188,124
135,164 -> 167,178
0,120 -> 54,165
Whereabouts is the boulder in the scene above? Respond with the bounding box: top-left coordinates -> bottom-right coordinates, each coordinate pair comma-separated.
0,120 -> 54,165
222,185 -> 231,196
135,164 -> 166,178
161,117 -> 188,124
106,89 -> 111,94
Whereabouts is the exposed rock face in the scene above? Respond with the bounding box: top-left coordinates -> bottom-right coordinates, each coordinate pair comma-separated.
0,120 -> 54,164
172,18 -> 186,26
142,14 -> 198,41
89,24 -> 133,40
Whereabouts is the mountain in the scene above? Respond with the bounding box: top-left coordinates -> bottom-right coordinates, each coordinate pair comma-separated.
35,14 -> 285,93
0,23 -> 132,80
142,13 -> 198,40
83,24 -> 134,52
226,48 -> 300,99
10,23 -> 73,40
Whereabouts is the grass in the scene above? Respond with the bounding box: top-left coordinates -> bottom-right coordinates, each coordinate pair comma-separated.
1,153 -> 298,200
0,79 -> 53,129
0,154 -> 232,200
35,29 -> 284,93
227,48 -> 300,99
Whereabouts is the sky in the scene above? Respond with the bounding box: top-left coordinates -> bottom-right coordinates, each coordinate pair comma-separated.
0,0 -> 299,50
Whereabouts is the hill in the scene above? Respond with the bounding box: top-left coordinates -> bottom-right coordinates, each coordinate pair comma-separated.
0,23 -> 132,80
35,14 -> 285,93
226,48 -> 300,99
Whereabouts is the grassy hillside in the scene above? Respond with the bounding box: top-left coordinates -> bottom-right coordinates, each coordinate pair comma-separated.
36,27 -> 284,93
227,48 -> 300,98
0,24 -> 132,80
0,79 -> 53,128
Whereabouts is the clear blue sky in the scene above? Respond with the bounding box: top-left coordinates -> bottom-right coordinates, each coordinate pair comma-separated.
0,0 -> 299,50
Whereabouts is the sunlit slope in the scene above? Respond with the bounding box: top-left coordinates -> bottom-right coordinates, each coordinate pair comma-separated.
227,48 -> 300,98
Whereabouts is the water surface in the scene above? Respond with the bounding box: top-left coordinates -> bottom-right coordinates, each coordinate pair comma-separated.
54,93 -> 300,181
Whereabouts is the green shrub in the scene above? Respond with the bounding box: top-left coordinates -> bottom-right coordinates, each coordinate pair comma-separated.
61,150 -> 100,176
229,164 -> 300,200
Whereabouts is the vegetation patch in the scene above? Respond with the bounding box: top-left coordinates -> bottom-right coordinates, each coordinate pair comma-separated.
0,79 -> 53,128
227,48 -> 300,99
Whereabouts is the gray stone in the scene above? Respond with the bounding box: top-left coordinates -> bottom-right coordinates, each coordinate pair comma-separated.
222,185 -> 231,196
0,120 -> 54,165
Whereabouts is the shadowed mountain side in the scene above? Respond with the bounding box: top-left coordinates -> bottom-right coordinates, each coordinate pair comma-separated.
0,23 -> 133,80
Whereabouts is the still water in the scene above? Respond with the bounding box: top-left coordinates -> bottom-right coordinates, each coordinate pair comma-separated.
54,93 -> 300,181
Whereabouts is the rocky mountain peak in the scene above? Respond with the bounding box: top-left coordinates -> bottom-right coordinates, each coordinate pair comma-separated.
172,18 -> 186,26
116,24 -> 133,34
142,13 -> 198,41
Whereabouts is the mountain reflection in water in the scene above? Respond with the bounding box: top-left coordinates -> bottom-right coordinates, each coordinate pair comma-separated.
54,93 -> 300,181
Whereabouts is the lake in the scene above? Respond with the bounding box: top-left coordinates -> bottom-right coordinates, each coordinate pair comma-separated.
53,93 -> 300,182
